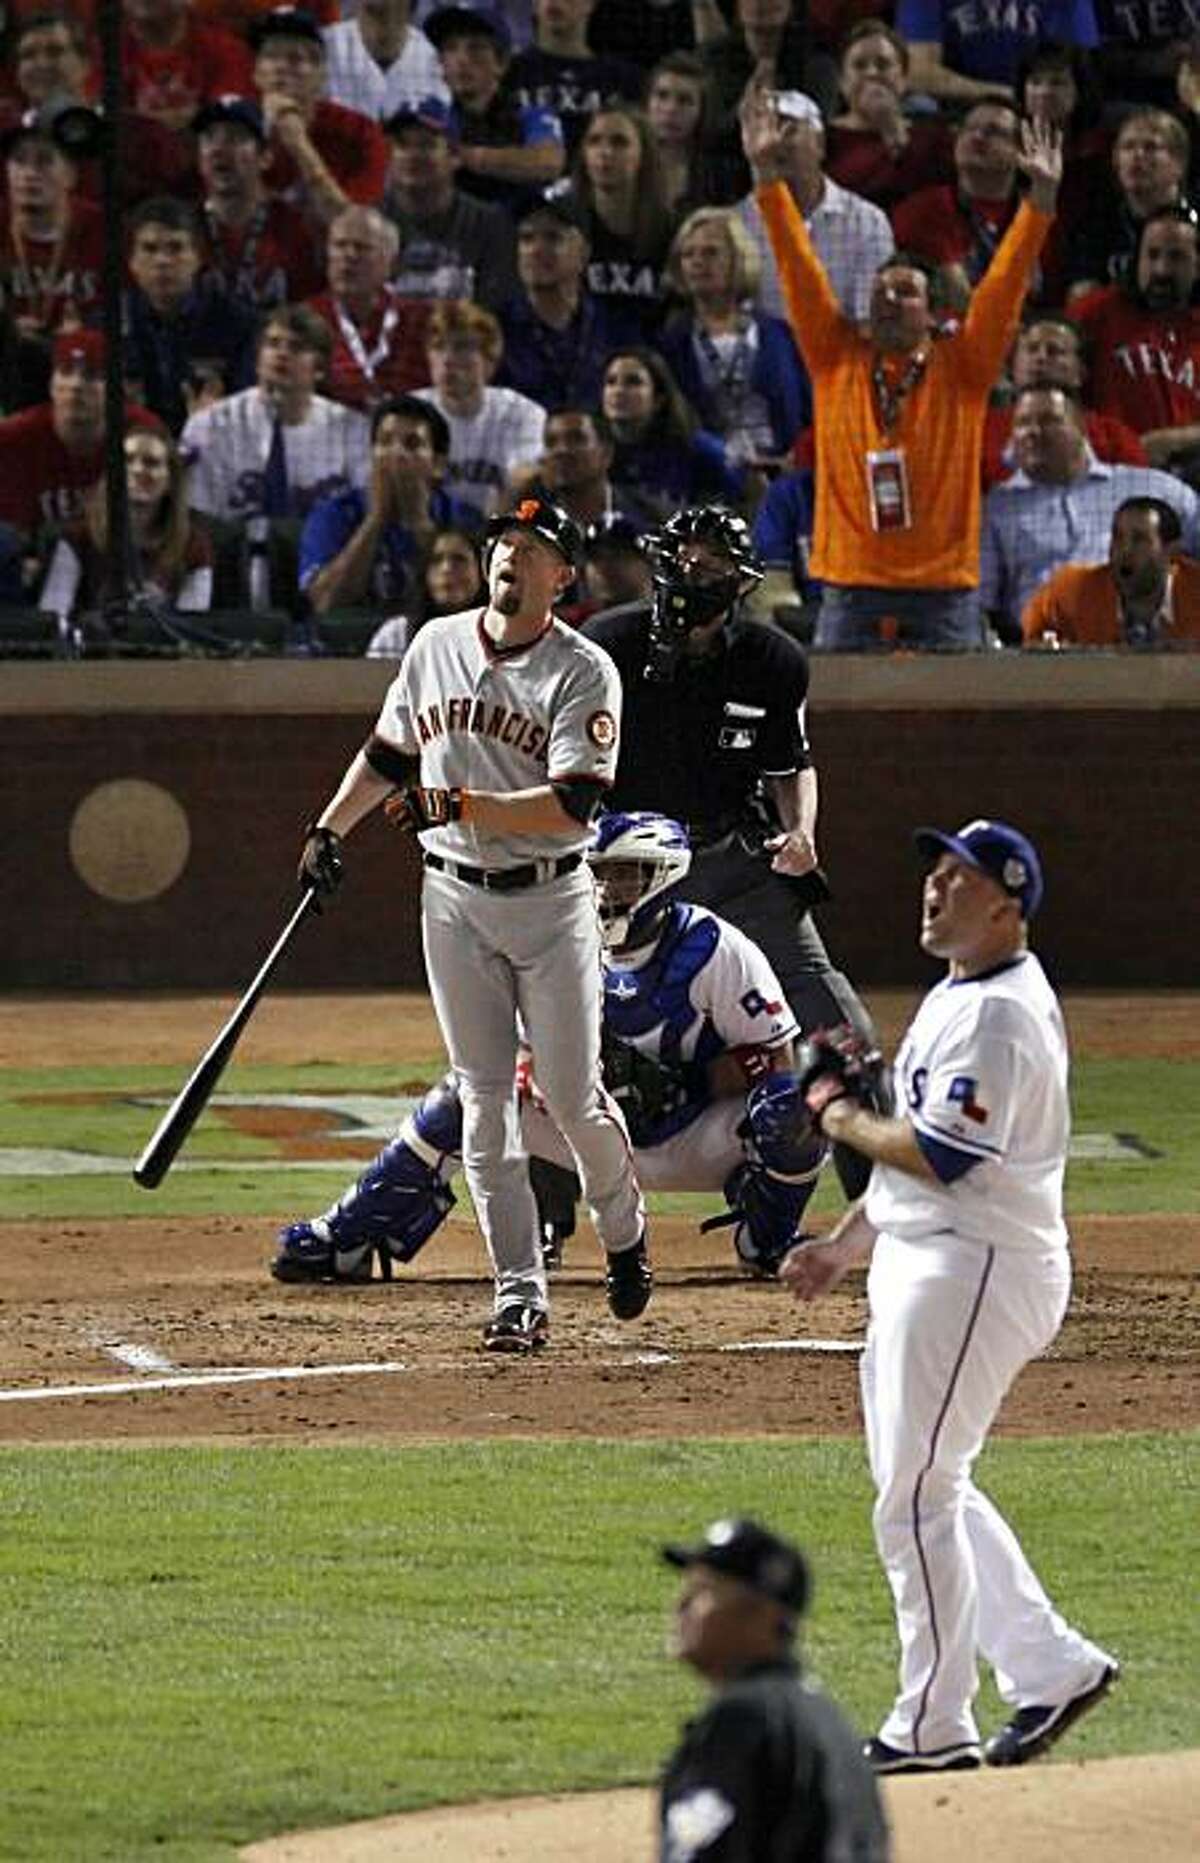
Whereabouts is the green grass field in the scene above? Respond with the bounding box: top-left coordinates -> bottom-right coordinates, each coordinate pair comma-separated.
2,1046 -> 1197,1859
2,1437 -> 1196,1863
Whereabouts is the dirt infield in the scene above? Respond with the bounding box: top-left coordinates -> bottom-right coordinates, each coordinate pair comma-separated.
3,990 -> 1196,1860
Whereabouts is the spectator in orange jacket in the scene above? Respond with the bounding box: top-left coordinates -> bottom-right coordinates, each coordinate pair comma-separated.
1022,494 -> 1200,647
741,83 -> 1062,650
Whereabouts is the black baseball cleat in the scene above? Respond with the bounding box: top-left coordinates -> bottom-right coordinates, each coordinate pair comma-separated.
482,1304 -> 550,1355
604,1233 -> 653,1319
864,1738 -> 982,1775
984,1662 -> 1119,1767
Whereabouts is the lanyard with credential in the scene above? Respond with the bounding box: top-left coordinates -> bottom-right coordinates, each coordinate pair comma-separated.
335,291 -> 401,390
870,347 -> 929,437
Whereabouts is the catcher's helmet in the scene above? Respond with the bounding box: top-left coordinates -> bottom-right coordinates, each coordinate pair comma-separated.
589,811 -> 691,950
482,496 -> 584,572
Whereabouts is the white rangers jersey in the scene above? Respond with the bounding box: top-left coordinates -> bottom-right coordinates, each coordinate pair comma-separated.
603,901 -> 798,1148
182,388 -> 370,520
413,385 -> 546,517
321,20 -> 449,121
375,606 -> 621,864
866,953 -> 1070,1255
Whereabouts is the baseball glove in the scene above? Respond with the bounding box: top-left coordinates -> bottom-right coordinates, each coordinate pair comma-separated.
298,820 -> 343,901
384,786 -> 465,834
795,1024 -> 884,1129
601,1030 -> 691,1148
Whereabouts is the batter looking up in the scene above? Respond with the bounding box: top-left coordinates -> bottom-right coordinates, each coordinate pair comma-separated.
295,496 -> 649,1352
781,819 -> 1119,1774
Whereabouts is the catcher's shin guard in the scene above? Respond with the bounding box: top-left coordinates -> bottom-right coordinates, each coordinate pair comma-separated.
272,1074 -> 463,1283
703,1072 -> 827,1276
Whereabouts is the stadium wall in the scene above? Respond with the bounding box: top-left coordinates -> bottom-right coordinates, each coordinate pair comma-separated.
4,657 -> 1198,990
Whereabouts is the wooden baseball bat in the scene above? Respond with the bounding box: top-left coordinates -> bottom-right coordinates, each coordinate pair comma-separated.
132,886 -> 321,1189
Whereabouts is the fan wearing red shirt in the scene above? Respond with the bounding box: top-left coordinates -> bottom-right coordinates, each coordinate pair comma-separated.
250,6 -> 389,230
1069,208 -> 1200,474
195,95 -> 324,310
825,19 -> 954,214
0,329 -> 160,538
122,0 -> 255,132
892,96 -> 1027,296
0,123 -> 105,340
305,205 -> 431,412
983,315 -> 1147,488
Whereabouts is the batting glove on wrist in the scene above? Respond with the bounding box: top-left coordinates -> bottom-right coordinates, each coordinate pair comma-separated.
299,820 -> 343,902
384,786 -> 465,834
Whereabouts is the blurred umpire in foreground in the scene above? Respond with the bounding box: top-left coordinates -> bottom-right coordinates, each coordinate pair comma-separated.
582,503 -> 886,1204
660,1518 -> 890,1861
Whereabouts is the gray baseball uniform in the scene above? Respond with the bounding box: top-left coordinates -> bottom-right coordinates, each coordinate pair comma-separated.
375,605 -> 644,1313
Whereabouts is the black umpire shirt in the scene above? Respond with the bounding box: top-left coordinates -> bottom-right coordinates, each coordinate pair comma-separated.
660,1658 -> 890,1862
581,603 -> 812,845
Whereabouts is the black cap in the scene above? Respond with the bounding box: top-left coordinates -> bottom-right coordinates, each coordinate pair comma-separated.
518,192 -> 587,236
484,497 -> 584,571
584,512 -> 644,554
662,1518 -> 811,1614
248,7 -> 324,51
193,95 -> 266,143
425,4 -> 512,54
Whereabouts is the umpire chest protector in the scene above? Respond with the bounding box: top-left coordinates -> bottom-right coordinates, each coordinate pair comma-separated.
581,602 -> 813,839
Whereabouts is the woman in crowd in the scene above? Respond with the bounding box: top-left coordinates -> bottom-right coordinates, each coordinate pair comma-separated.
825,17 -> 953,211
557,106 -> 678,337
657,205 -> 810,472
644,51 -> 722,218
599,345 -> 745,521
40,425 -> 213,633
365,523 -> 485,659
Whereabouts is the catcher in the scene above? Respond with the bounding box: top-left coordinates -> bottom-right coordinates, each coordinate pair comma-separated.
272,812 -> 857,1299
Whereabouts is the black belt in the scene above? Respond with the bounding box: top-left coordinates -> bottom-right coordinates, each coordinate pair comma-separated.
423,851 -> 583,892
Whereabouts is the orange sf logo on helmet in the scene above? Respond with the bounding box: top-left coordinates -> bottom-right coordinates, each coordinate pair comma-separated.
515,499 -> 543,522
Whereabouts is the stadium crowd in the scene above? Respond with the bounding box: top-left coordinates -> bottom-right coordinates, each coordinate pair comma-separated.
1,0 -> 1199,652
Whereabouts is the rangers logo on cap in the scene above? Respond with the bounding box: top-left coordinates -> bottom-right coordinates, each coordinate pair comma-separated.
587,710 -> 616,748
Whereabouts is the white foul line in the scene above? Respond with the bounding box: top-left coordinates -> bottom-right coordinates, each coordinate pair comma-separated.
0,1361 -> 408,1404
720,1338 -> 863,1354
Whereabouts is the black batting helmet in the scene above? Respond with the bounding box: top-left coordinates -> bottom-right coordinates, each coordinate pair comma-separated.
483,497 -> 584,572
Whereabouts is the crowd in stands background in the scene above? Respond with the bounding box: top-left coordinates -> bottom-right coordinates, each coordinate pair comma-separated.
0,0 -> 1197,652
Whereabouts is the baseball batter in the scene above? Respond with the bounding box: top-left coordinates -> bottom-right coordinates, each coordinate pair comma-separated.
782,820 -> 1118,1773
275,813 -> 830,1289
294,497 -> 648,1352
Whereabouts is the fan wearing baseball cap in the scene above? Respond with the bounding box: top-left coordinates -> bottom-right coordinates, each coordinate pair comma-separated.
250,7 -> 389,228
660,1517 -> 890,1860
779,820 -> 1119,1775
0,120 -> 106,342
426,5 -> 564,214
0,329 -> 163,542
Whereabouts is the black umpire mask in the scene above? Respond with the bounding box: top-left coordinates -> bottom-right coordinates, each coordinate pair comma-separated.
643,565 -> 741,681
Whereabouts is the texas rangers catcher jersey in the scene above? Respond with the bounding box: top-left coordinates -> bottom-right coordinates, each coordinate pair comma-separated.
603,900 -> 798,1149
866,951 -> 1070,1254
374,605 -> 622,865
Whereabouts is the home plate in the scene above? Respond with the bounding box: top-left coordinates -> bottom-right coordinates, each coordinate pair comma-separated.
719,1338 -> 863,1354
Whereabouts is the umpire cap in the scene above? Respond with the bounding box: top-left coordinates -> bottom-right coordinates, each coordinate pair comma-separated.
662,1517 -> 811,1614
484,497 -> 584,571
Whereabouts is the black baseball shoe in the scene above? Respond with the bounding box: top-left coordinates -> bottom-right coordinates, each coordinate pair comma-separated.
604,1233 -> 653,1319
864,1737 -> 981,1775
482,1304 -> 550,1355
984,1662 -> 1119,1767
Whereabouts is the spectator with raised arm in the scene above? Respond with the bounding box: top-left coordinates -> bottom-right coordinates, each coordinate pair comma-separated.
742,83 -> 1063,650
736,88 -> 894,327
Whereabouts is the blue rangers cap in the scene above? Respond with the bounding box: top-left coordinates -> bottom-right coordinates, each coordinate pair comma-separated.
914,818 -> 1044,920
662,1517 -> 810,1614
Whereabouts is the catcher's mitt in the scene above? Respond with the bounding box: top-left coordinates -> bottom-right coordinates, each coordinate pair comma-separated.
384,786 -> 464,834
601,1030 -> 691,1148
795,1023 -> 884,1129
